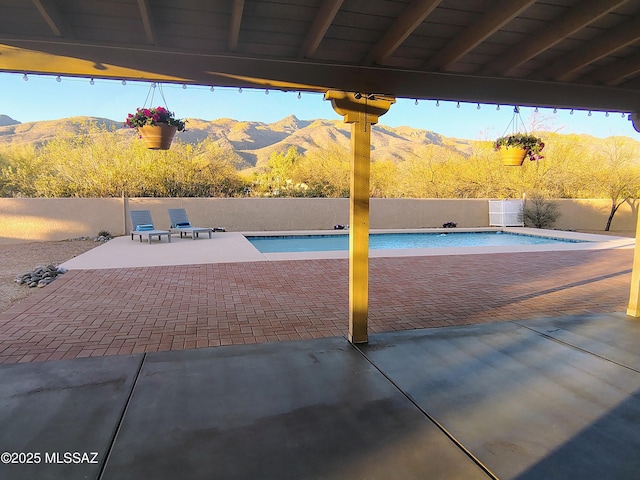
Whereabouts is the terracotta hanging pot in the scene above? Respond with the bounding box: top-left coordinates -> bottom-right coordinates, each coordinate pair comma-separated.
499,146 -> 527,166
137,124 -> 178,150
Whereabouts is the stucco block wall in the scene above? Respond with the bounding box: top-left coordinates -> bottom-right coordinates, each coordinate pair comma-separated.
0,197 -> 636,244
554,199 -> 637,231
127,198 -> 351,232
0,198 -> 123,244
370,199 -> 488,228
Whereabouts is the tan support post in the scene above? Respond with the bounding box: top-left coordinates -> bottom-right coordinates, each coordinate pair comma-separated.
324,91 -> 395,343
627,204 -> 640,316
627,113 -> 640,315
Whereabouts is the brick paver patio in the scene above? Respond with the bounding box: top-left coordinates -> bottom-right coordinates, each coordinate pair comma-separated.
0,249 -> 633,364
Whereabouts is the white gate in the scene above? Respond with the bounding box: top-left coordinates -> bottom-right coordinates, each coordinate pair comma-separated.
489,199 -> 524,227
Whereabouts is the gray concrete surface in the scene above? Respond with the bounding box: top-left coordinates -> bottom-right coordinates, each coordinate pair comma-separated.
1,313 -> 639,479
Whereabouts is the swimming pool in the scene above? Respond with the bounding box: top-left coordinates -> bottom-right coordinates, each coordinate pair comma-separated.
246,231 -> 584,253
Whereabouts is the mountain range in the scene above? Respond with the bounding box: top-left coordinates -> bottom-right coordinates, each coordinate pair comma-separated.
0,114 -> 475,169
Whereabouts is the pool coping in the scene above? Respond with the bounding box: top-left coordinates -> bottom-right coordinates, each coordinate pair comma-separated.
244,227 -> 635,261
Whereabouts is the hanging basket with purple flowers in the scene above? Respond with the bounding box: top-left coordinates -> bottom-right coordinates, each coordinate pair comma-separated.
494,133 -> 545,166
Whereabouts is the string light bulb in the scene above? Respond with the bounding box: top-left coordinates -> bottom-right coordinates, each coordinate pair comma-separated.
477,103 -> 481,110
415,99 -> 419,105
605,111 -> 609,117
553,107 -> 557,113
121,79 -> 126,86
265,89 -> 269,95
151,82 -> 156,89
89,78 -> 95,85
496,105 -> 500,111
297,92 -> 301,99
622,112 -> 626,118
238,87 -> 243,93
182,84 -> 187,89
210,86 -> 215,92
570,109 -> 574,115
535,107 -> 539,113
435,100 -> 440,107
588,111 -> 592,116
456,101 -> 460,108
22,73 -> 28,81
56,76 -> 61,82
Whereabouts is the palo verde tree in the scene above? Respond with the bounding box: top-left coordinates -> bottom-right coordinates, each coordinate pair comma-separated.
293,143 -> 350,197
588,137 -> 640,230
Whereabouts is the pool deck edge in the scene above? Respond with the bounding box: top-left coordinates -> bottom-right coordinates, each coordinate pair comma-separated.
60,228 -> 634,269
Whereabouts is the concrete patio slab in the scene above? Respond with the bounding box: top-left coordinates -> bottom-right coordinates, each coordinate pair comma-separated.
2,315 -> 640,479
102,338 -> 490,479
359,314 -> 640,480
60,233 -> 267,270
520,312 -> 640,370
0,354 -> 143,480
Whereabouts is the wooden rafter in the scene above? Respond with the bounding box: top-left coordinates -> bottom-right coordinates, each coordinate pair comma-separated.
137,0 -> 155,45
537,16 -> 640,82
299,0 -> 343,59
591,51 -> 640,86
482,0 -> 629,76
425,0 -> 536,71
229,0 -> 245,52
31,0 -> 71,38
365,0 -> 442,65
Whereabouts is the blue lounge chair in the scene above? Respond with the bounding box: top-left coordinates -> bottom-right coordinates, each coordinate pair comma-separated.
168,208 -> 213,239
130,210 -> 171,244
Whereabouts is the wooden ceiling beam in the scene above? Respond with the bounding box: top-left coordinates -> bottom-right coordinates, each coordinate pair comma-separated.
537,16 -> 640,82
591,51 -> 640,86
299,0 -> 343,59
426,0 -> 536,71
365,0 -> 442,65
483,0 -> 629,76
137,0 -> 156,45
229,0 -> 245,52
5,39 -> 640,112
31,0 -> 72,38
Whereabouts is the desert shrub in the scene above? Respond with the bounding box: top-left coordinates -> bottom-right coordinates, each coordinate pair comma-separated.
521,196 -> 560,228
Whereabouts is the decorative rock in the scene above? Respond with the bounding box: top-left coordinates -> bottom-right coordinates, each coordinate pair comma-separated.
15,264 -> 67,288
68,234 -> 112,242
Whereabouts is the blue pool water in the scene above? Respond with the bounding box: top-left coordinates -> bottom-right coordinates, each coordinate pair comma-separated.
247,232 -> 583,253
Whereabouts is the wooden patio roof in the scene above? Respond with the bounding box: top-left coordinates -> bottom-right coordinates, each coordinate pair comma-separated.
2,0 -> 640,120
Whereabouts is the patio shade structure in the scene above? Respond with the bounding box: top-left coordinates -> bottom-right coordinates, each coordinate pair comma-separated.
2,0 -> 640,341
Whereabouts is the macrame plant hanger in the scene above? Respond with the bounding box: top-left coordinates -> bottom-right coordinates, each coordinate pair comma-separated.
143,83 -> 172,113
501,106 -> 527,138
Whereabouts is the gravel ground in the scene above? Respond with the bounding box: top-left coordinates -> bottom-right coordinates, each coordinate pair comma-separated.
0,239 -> 99,314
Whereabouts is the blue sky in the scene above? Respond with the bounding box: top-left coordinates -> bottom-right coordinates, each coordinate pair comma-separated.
1,72 -> 637,141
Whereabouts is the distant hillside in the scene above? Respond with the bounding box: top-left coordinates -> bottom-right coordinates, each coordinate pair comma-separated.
0,114 -> 476,168
4,114 -> 636,170
0,115 -> 19,127
0,116 -> 121,147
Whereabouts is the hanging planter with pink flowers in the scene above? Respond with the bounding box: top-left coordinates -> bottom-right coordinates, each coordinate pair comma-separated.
125,106 -> 186,150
